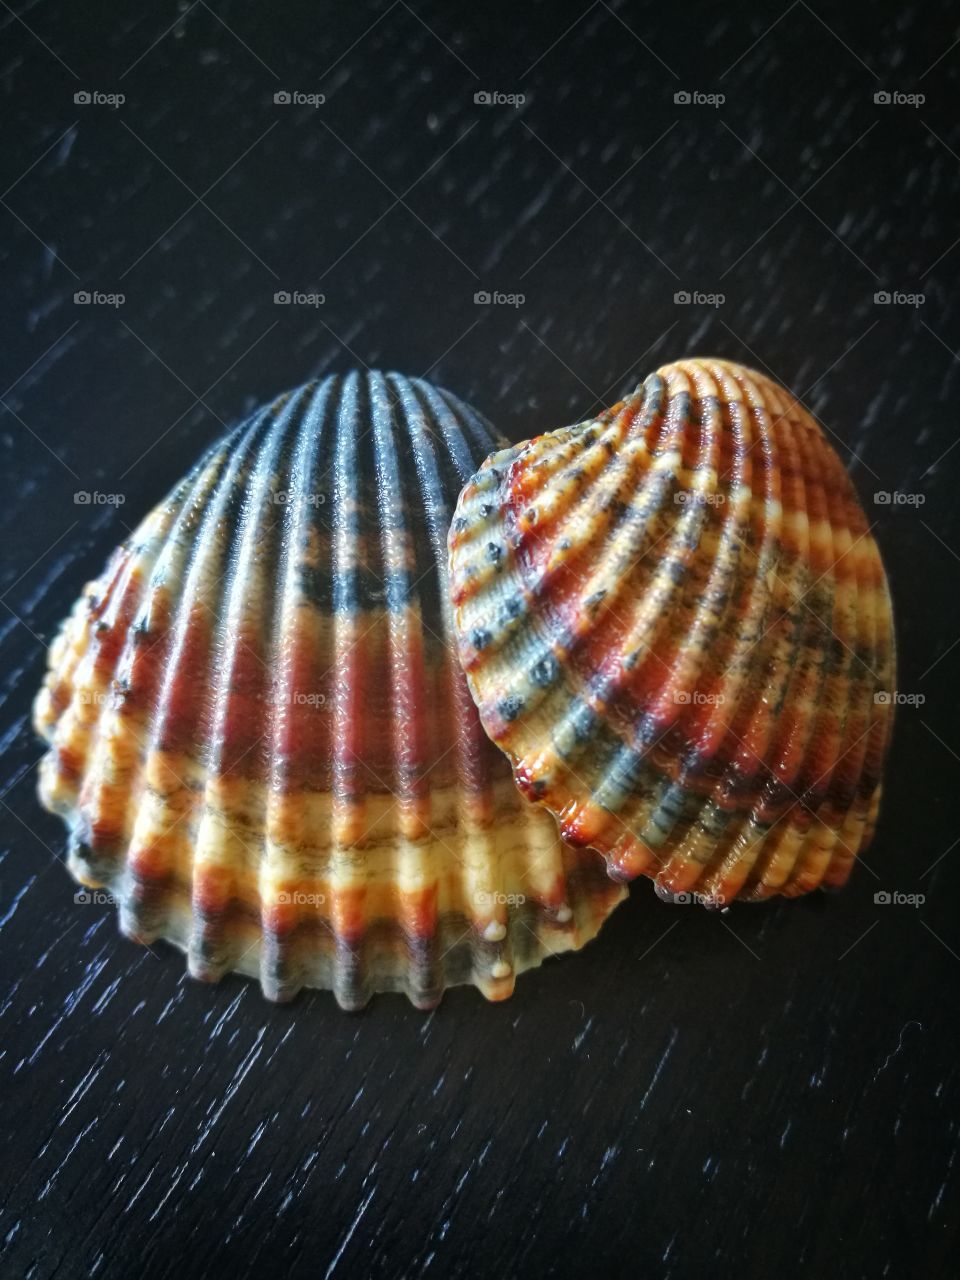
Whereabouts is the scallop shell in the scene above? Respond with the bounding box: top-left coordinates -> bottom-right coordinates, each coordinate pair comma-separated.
448,358 -> 895,903
34,372 -> 626,1009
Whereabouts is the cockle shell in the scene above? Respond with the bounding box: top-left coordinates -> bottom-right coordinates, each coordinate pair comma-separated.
33,372 -> 626,1009
448,358 -> 895,903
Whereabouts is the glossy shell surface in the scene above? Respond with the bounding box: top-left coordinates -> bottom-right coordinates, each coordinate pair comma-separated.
449,358 -> 895,903
34,372 -> 625,1009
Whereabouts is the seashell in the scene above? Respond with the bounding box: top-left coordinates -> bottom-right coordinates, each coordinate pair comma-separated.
448,358 -> 895,903
34,372 -> 626,1009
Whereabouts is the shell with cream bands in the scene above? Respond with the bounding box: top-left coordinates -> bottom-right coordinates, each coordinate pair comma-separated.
34,371 -> 626,1010
448,358 -> 895,903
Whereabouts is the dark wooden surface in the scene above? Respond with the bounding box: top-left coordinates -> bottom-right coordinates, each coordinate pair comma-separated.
1,2 -> 958,1277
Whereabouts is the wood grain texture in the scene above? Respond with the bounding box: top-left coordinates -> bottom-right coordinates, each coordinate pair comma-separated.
1,1 -> 958,1277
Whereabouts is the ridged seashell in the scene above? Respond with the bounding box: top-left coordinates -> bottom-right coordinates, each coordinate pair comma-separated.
449,358 -> 895,903
34,372 -> 626,1009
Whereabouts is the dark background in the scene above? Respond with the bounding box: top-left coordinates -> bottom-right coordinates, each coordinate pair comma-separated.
1,2 -> 958,1277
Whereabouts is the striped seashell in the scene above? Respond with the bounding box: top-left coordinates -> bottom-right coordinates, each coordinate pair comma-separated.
448,358 -> 895,904
33,372 -> 626,1010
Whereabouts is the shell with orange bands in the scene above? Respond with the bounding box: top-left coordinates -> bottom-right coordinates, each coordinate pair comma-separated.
34,371 -> 626,1010
448,358 -> 895,904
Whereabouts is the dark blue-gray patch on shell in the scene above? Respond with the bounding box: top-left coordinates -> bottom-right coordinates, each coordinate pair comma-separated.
498,694 -> 526,723
530,653 -> 559,688
561,702 -> 598,752
499,596 -> 524,626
